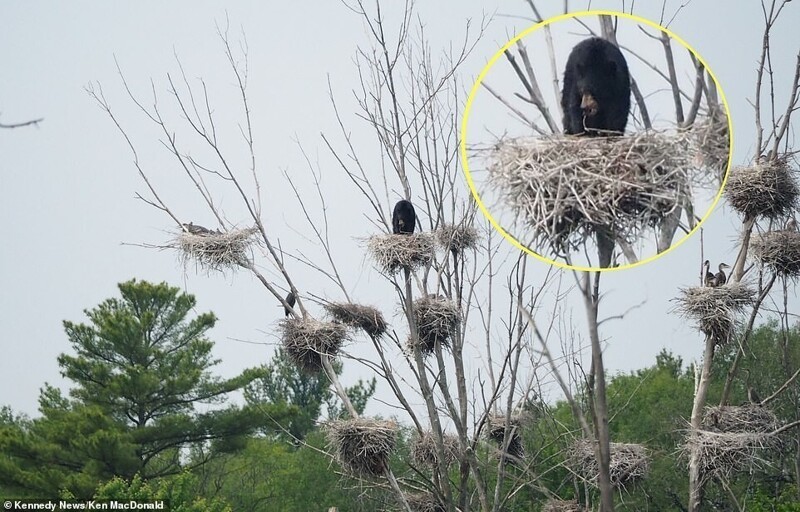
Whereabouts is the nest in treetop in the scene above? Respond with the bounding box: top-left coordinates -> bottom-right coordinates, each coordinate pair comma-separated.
486,130 -> 718,256
323,302 -> 388,339
405,492 -> 445,512
685,406 -> 782,481
435,224 -> 480,253
409,296 -> 460,354
675,283 -> 755,346
725,158 -> 798,220
279,318 -> 348,374
409,430 -> 459,468
367,233 -> 435,274
542,499 -> 585,512
176,226 -> 259,271
692,112 -> 731,180
568,439 -> 650,488
487,413 -> 526,461
325,418 -> 398,478
751,230 -> 800,277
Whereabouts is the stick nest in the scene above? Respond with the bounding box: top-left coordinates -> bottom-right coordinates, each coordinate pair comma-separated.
409,431 -> 459,468
435,224 -> 480,253
326,418 -> 398,478
675,283 -> 755,345
367,234 -> 435,274
176,226 -> 259,271
751,230 -> 800,277
685,405 -> 781,480
405,492 -> 445,512
691,113 -> 731,179
725,159 -> 798,220
323,302 -> 388,338
486,131 -> 712,255
542,499 -> 585,512
487,414 -> 526,460
410,297 -> 461,354
279,318 -> 348,373
568,439 -> 650,488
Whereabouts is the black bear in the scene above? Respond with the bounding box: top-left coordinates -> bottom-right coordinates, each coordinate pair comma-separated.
561,37 -> 630,136
392,200 -> 416,235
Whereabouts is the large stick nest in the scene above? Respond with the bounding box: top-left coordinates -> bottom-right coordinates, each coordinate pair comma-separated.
405,492 -> 445,512
542,499 -> 585,512
367,233 -> 435,274
323,302 -> 388,338
750,230 -> 800,277
279,318 -> 348,373
326,418 -> 398,478
409,431 -> 459,468
435,224 -> 480,253
487,414 -> 526,461
691,113 -> 731,179
675,283 -> 755,345
568,439 -> 650,488
725,159 -> 798,220
703,404 -> 780,433
176,226 -> 259,271
410,296 -> 461,354
486,130 -> 715,255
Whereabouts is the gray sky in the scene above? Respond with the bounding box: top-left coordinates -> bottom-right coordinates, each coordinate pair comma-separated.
1,1 -> 798,420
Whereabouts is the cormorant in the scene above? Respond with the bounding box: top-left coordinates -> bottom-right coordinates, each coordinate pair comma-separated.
786,218 -> 797,231
743,369 -> 762,406
284,292 -> 296,317
714,262 -> 730,287
392,200 -> 416,235
703,260 -> 716,287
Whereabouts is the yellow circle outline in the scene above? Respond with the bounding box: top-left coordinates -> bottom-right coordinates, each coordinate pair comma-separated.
460,10 -> 734,272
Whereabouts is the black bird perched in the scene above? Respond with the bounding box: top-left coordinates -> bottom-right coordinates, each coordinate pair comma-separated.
714,262 -> 730,287
392,200 -> 416,235
284,292 -> 296,317
703,260 -> 716,287
561,37 -> 631,136
182,222 -> 216,235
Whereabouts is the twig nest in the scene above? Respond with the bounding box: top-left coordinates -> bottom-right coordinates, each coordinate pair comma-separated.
691,113 -> 731,178
568,439 -> 650,488
326,418 -> 398,478
405,493 -> 444,512
542,499 -> 585,512
410,296 -> 460,354
176,226 -> 259,271
675,283 -> 755,345
435,224 -> 480,253
487,131 -> 706,255
703,404 -> 780,433
487,414 -> 526,461
409,431 -> 459,468
279,318 -> 348,373
750,230 -> 800,277
687,406 -> 781,481
725,159 -> 798,220
323,302 -> 388,338
367,233 -> 435,274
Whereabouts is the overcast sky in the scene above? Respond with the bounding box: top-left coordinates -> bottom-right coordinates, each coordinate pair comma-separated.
1,1 -> 798,420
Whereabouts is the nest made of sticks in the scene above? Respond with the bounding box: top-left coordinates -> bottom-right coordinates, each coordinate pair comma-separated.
176,226 -> 259,271
405,492 -> 445,512
725,159 -> 798,220
435,224 -> 480,253
675,283 -> 755,345
487,414 -> 526,461
409,296 -> 460,354
326,418 -> 398,478
367,233 -> 435,274
409,431 -> 459,468
691,113 -> 731,179
542,499 -> 585,512
751,230 -> 800,277
324,302 -> 388,338
279,318 -> 348,373
703,404 -> 780,433
568,439 -> 650,488
486,131 -> 708,255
